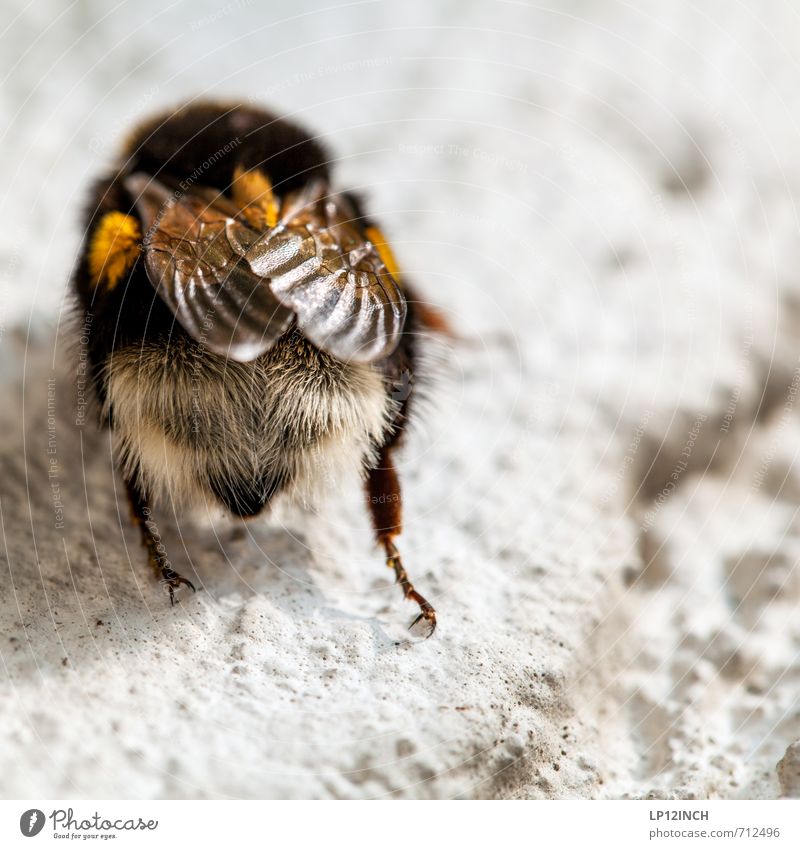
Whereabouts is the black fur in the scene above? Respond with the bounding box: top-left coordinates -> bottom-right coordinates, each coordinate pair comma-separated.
122,101 -> 330,195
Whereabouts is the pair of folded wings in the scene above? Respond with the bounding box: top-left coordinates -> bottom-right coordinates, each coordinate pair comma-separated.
124,172 -> 406,363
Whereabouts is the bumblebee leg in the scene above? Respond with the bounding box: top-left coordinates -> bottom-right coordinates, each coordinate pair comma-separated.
365,447 -> 436,637
125,480 -> 196,605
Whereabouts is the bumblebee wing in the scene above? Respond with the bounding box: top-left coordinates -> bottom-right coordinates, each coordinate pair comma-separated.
124,173 -> 293,361
245,182 -> 407,363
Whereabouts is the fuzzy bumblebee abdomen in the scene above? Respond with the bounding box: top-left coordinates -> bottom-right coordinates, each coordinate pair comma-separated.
104,333 -> 396,515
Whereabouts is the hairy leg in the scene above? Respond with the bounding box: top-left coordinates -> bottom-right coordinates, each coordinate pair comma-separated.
365,446 -> 436,636
125,479 -> 196,605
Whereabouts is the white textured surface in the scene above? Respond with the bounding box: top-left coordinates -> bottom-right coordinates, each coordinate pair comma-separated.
2,0 -> 800,799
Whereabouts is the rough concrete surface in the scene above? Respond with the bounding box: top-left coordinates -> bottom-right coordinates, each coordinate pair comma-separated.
1,0 -> 800,798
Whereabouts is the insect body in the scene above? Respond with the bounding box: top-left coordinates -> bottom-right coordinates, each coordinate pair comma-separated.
73,102 -> 442,634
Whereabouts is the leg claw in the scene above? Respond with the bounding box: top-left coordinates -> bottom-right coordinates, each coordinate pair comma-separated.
385,542 -> 437,638
159,568 -> 196,606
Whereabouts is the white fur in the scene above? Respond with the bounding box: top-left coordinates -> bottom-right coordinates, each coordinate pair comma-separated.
104,339 -> 396,511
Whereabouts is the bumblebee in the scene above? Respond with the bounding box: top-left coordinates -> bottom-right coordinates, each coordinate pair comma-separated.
72,102 -> 445,635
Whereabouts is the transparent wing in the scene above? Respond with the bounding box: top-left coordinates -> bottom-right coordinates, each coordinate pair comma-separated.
124,173 -> 294,362
244,181 -> 407,363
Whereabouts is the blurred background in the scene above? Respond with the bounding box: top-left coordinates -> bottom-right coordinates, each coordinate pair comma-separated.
2,0 -> 800,799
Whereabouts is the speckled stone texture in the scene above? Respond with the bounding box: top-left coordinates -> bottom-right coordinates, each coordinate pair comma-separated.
2,0 -> 800,799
